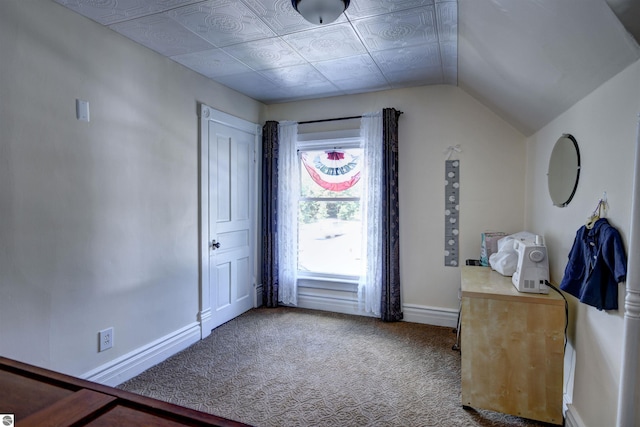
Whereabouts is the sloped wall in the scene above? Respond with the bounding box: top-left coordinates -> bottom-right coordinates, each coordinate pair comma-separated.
525,59 -> 640,427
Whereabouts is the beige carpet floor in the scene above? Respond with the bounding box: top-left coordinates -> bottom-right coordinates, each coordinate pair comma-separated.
119,307 -> 554,427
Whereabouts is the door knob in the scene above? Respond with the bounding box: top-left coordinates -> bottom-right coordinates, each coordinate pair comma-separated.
210,240 -> 221,250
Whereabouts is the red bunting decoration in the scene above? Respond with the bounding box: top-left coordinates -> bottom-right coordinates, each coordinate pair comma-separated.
301,150 -> 361,192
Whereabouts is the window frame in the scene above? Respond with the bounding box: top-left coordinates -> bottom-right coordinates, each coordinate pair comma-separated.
296,131 -> 363,283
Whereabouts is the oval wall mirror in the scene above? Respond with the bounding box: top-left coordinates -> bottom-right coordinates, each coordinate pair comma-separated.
548,134 -> 581,207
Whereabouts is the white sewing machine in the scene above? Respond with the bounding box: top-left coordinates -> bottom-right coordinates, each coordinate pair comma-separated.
511,235 -> 550,294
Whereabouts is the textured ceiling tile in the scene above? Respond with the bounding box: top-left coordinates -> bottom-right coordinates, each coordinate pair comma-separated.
53,0 -> 462,106
435,1 -> 457,42
282,24 -> 366,62
336,81 -> 393,95
312,54 -> 387,84
171,48 -> 255,78
168,0 -> 276,48
371,43 -> 442,74
109,14 -> 215,57
222,38 -> 306,71
273,85 -> 345,102
345,0 -> 435,19
259,64 -> 332,88
215,71 -> 288,100
353,7 -> 438,52
53,0 -> 203,25
440,40 -> 457,68
334,76 -> 392,93
241,0 -> 321,34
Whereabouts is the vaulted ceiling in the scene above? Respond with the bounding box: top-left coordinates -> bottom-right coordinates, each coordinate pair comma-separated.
52,0 -> 640,136
458,0 -> 640,135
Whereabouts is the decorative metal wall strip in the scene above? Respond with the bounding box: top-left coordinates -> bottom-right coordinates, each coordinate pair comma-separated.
445,160 -> 460,266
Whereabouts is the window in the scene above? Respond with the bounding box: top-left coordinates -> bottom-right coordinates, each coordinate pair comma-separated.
297,136 -> 363,279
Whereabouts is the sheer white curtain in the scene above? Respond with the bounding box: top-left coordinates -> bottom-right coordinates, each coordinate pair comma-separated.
358,112 -> 383,315
277,121 -> 299,305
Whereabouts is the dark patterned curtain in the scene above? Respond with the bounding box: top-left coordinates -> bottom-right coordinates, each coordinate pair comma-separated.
380,108 -> 403,322
262,121 -> 279,308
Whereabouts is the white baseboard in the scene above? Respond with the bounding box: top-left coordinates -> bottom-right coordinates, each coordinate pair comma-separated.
81,322 -> 201,387
565,404 -> 587,427
199,308 -> 213,339
297,291 -> 459,328
563,393 -> 571,418
402,304 -> 458,328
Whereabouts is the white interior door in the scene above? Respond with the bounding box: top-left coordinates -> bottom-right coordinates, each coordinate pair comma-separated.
199,106 -> 258,338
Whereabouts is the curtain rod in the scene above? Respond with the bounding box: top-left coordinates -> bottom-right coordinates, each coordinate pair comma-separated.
298,115 -> 362,125
298,110 -> 404,125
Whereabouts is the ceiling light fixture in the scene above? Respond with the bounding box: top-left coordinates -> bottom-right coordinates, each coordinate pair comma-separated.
291,0 -> 350,25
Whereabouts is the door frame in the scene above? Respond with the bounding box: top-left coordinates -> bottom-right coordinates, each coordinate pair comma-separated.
198,104 -> 261,339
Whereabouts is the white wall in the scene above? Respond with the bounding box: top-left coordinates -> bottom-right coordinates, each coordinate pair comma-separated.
266,86 -> 526,314
525,59 -> 640,427
0,0 -> 264,377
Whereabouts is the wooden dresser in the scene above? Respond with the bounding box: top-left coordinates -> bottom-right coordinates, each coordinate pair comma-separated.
460,266 -> 564,425
0,356 -> 250,427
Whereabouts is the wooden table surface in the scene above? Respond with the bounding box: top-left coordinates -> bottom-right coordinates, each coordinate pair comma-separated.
0,356 -> 252,427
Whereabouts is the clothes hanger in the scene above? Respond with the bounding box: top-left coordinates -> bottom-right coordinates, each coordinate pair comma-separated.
585,204 -> 600,229
586,193 -> 607,229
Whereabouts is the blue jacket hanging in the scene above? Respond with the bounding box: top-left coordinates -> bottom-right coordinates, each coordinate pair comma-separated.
560,218 -> 627,310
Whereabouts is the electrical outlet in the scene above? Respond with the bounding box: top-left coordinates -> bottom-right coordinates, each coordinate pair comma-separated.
99,327 -> 113,352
